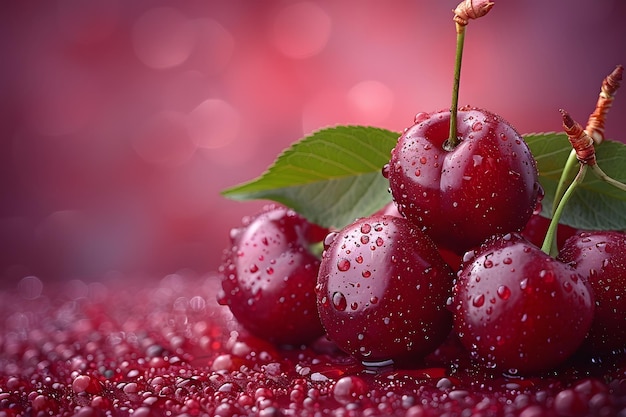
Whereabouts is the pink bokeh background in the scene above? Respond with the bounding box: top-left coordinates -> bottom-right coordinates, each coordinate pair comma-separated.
1,1 -> 625,286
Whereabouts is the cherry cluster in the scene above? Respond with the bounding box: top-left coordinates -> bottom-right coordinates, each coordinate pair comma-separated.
218,103 -> 626,377
218,2 -> 626,376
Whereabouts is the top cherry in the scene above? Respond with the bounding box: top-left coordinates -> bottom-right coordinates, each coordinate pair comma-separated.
384,106 -> 540,254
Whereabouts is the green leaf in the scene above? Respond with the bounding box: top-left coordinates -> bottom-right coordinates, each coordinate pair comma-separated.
525,132 -> 626,230
221,125 -> 399,229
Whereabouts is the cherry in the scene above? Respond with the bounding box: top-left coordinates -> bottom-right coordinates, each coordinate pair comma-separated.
384,107 -> 540,254
558,230 -> 626,354
316,214 -> 455,364
451,232 -> 595,375
218,204 -> 327,346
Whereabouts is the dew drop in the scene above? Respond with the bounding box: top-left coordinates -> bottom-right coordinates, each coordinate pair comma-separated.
332,292 -> 347,311
362,270 -> 371,278
355,255 -> 363,264
360,223 -> 371,234
324,231 -> 338,249
497,285 -> 511,300
414,112 -> 430,123
337,259 -> 351,271
520,278 -> 529,291
381,164 -> 390,178
539,269 -> 555,283
471,121 -> 483,132
472,294 -> 485,307
376,237 -> 384,247
360,235 -> 370,244
563,281 -> 573,292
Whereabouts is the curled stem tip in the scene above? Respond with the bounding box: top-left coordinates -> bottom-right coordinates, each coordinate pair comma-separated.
453,0 -> 495,27
585,64 -> 624,144
560,109 -> 596,166
604,64 -> 624,96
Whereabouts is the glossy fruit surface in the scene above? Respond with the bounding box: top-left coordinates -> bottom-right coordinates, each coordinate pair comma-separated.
385,107 -> 540,254
316,214 -> 455,364
451,233 -> 595,375
559,230 -> 626,354
218,204 -> 327,345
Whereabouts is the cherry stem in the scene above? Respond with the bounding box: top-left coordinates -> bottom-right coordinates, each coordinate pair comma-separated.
551,66 -> 623,216
446,0 -> 494,150
541,164 -> 586,256
546,110 -> 626,255
446,23 -> 466,150
591,164 -> 626,192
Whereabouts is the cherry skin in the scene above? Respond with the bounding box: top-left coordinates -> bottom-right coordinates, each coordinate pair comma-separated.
384,107 -> 540,254
376,201 -> 463,271
558,230 -> 626,355
316,214 -> 455,364
218,204 -> 328,346
451,233 -> 595,375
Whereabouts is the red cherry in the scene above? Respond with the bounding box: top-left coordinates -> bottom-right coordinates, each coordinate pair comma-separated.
385,107 -> 540,254
218,204 -> 327,346
520,213 -> 579,250
451,233 -> 595,375
316,214 -> 454,364
558,230 -> 626,354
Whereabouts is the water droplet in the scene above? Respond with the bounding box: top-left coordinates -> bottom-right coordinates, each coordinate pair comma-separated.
539,269 -> 555,283
376,237 -> 384,247
483,259 -> 493,268
324,231 -> 338,249
249,264 -> 259,273
337,259 -> 351,271
472,294 -> 485,307
414,112 -> 429,123
471,121 -> 483,132
497,285 -> 511,300
332,292 -> 347,311
381,164 -> 390,178
520,278 -> 529,291
355,255 -> 363,264
360,223 -> 371,234
360,235 -> 370,244
266,267 -> 274,275
414,169 -> 421,177
362,270 -> 371,278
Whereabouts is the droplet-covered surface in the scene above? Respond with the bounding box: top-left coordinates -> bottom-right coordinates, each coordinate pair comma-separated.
2,273 -> 626,417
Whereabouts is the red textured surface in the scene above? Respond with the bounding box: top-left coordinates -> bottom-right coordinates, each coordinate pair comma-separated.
1,274 -> 626,416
